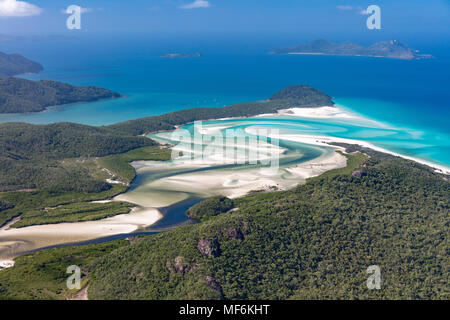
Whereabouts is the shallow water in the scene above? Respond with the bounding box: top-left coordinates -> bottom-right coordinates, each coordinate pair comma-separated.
1,38 -> 449,258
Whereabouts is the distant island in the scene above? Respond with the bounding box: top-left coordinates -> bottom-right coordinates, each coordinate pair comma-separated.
0,51 -> 43,77
161,52 -> 201,58
0,77 -> 121,114
271,39 -> 433,60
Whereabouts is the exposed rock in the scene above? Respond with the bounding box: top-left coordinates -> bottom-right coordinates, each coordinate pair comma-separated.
226,228 -> 244,240
197,239 -> 220,257
165,260 -> 174,273
174,256 -> 188,274
136,272 -> 145,282
352,170 -> 367,178
205,276 -> 222,293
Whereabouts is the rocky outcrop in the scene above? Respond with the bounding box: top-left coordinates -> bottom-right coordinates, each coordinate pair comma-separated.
205,276 -> 222,294
174,256 -> 188,274
197,239 -> 220,257
166,256 -> 190,275
226,228 -> 244,240
352,170 -> 367,178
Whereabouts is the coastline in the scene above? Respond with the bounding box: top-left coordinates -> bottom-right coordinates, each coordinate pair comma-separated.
0,206 -> 162,260
246,109 -> 450,176
1,102 -> 449,260
281,52 -> 427,60
0,94 -> 124,116
0,259 -> 14,270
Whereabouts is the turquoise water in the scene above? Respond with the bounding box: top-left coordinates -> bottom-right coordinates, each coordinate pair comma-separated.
0,37 -> 448,167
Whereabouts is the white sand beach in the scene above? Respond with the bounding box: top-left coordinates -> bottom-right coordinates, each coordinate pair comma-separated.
275,105 -> 389,128
2,105 -> 448,261
0,260 -> 15,270
245,126 -> 450,175
0,207 -> 161,260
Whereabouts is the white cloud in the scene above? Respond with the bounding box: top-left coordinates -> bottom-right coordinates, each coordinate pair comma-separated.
0,0 -> 42,17
337,5 -> 354,11
179,0 -> 211,10
337,5 -> 368,15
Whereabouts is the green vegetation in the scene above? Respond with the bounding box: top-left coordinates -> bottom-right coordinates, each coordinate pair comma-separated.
98,146 -> 171,183
2,149 -> 447,300
0,77 -> 121,113
186,196 -> 235,221
0,84 -> 447,300
0,51 -> 43,77
0,200 -> 13,212
0,185 -> 127,228
0,240 -> 129,300
311,150 -> 367,180
0,84 -> 333,228
0,146 -> 171,228
0,122 -> 155,192
86,150 -> 449,300
11,201 -> 134,228
108,85 -> 333,136
268,84 -> 333,105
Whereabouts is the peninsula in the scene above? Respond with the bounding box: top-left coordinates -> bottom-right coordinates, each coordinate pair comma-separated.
0,85 -> 447,301
0,51 -> 43,77
0,77 -> 122,114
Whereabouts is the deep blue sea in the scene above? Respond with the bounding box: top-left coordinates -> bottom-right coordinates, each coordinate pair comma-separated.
0,36 -> 449,167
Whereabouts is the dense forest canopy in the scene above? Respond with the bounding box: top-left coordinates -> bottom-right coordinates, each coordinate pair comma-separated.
108,84 -> 333,136
0,81 -> 447,299
0,52 -> 43,77
0,84 -> 331,192
0,122 -> 154,192
187,196 -> 235,220
86,149 -> 450,300
0,77 -> 121,114
1,148 -> 447,299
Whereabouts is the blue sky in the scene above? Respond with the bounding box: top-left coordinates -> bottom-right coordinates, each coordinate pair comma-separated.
0,0 -> 449,44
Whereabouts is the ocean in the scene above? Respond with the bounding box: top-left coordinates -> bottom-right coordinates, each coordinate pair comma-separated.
0,36 -> 449,168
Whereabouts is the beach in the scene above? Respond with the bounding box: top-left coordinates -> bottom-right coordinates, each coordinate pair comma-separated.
1,104 -> 449,261
245,121 -> 450,176
0,207 -> 161,260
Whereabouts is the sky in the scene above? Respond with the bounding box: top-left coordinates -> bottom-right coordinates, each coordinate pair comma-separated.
0,0 -> 449,46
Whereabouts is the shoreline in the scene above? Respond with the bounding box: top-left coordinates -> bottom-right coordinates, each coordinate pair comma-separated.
1,104 -> 448,260
214,104 -> 449,175
297,107 -> 449,175
0,206 -> 162,260
246,124 -> 450,176
280,52 -> 424,61
0,95 -> 124,116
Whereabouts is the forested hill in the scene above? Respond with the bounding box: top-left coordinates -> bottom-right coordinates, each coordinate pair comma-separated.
0,51 -> 43,77
82,148 -> 447,299
0,77 -> 121,114
109,84 -> 333,136
0,84 -> 329,192
2,148 -> 448,299
0,122 -> 154,192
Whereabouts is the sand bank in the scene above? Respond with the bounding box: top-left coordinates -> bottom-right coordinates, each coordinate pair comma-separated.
0,207 -> 161,260
246,127 -> 450,175
0,260 -> 15,270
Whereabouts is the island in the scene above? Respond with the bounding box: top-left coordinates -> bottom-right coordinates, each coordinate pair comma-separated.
0,51 -> 43,77
271,39 -> 433,60
161,52 -> 201,58
0,77 -> 122,114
